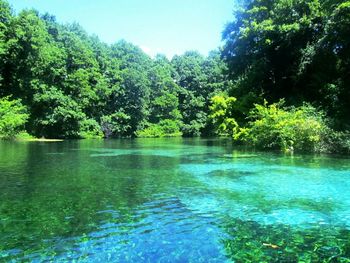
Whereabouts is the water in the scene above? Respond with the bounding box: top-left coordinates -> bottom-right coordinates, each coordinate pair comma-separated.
0,138 -> 349,262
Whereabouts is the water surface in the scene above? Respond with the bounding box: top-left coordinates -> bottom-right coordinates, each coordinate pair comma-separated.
0,139 -> 349,262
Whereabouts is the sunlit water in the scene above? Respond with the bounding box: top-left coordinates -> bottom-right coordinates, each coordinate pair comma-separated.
0,139 -> 349,262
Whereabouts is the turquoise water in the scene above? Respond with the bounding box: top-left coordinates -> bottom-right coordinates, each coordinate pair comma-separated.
0,138 -> 349,262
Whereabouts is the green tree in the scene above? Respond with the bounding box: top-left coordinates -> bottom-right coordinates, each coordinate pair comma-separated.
0,0 -> 12,95
209,95 -> 239,136
0,96 -> 28,138
222,0 -> 350,130
31,86 -> 85,138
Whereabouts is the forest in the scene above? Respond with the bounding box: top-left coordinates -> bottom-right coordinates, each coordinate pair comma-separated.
0,0 -> 349,153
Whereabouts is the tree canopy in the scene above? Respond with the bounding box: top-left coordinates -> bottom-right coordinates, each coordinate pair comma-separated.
222,0 -> 350,130
0,0 -> 349,153
0,1 -> 227,139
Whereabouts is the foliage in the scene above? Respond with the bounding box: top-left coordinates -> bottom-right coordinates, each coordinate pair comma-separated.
0,96 -> 28,139
222,0 -> 350,130
0,2 -> 229,139
14,131 -> 35,140
100,112 -> 130,138
209,96 -> 341,153
31,87 -> 86,138
209,95 -> 239,136
319,129 -> 350,154
235,100 -> 328,152
79,119 -> 103,139
136,119 -> 182,138
171,51 -> 230,136
0,0 -> 348,153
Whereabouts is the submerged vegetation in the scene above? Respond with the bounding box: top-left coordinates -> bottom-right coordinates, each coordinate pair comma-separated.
0,0 -> 349,153
223,219 -> 350,262
1,139 -> 349,262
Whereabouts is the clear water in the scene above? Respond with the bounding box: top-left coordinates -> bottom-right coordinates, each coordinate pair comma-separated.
0,138 -> 349,262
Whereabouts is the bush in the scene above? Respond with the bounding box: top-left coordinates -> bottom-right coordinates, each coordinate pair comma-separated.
79,119 -> 103,139
320,129 -> 350,154
0,96 -> 29,139
235,100 -> 328,152
100,112 -> 131,138
209,95 -> 239,136
15,131 -> 35,140
180,121 -> 204,137
136,119 -> 182,138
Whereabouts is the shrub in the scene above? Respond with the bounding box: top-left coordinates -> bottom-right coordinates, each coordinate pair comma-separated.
100,112 -> 131,138
209,95 -> 239,136
15,131 -> 35,140
235,100 -> 328,152
320,129 -> 350,154
79,119 -> 103,139
0,96 -> 29,139
136,119 -> 182,138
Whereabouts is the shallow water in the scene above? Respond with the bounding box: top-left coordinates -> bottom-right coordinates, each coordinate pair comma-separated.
0,138 -> 349,262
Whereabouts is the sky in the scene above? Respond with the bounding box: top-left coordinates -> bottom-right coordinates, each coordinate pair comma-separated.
7,0 -> 234,58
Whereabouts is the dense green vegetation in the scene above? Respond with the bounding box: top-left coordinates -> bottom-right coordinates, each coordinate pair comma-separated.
0,96 -> 28,138
209,96 -> 328,152
0,0 -> 349,153
236,100 -> 329,152
222,0 -> 350,129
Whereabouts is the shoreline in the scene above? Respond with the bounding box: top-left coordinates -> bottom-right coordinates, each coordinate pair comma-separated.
17,138 -> 64,142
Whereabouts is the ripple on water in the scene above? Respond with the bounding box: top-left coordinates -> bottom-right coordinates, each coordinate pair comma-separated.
2,197 -> 230,262
1,140 -> 350,262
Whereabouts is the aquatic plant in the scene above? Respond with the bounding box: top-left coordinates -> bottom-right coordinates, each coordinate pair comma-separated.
222,219 -> 350,262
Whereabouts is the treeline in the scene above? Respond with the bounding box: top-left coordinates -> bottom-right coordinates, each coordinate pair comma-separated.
222,0 -> 350,130
0,0 -> 349,153
0,0 -> 229,139
216,0 -> 350,153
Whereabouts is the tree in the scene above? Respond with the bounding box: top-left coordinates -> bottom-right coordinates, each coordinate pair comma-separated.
0,0 -> 12,95
0,96 -> 28,138
209,95 -> 239,136
222,0 -> 350,130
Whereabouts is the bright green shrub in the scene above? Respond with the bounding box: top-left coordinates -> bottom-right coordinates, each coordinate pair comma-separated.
235,100 -> 328,152
79,119 -> 103,139
136,119 -> 182,138
0,96 -> 29,139
209,95 -> 239,136
15,131 -> 35,140
136,124 -> 163,138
